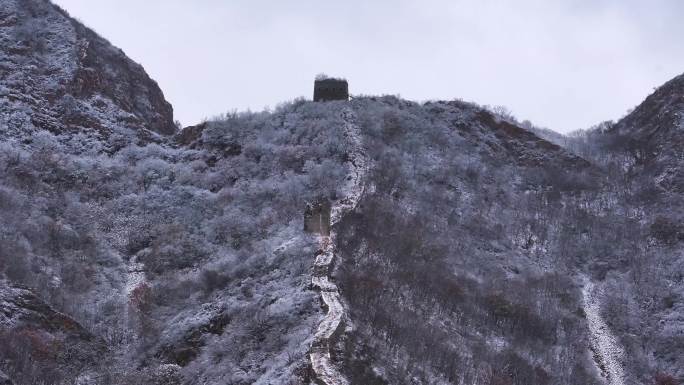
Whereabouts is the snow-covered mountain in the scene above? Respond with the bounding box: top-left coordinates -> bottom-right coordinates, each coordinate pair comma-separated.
0,1 -> 682,385
0,0 -> 175,148
608,73 -> 684,196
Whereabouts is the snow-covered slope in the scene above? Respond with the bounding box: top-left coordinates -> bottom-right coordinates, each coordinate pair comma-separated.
582,278 -> 626,385
606,73 -> 684,196
1,3 -> 683,384
0,0 -> 175,147
585,72 -> 684,384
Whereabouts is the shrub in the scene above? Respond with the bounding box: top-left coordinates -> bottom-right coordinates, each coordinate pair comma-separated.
654,373 -> 678,385
650,216 -> 683,244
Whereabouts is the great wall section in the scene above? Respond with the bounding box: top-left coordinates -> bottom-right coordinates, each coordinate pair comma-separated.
309,107 -> 367,385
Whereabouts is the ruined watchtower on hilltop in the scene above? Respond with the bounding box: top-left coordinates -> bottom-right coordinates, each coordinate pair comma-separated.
313,75 -> 349,102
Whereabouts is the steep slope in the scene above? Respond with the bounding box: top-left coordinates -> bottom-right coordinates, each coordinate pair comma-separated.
606,73 -> 684,200
1,3 -> 682,383
0,97 -> 359,384
582,278 -> 626,385
0,0 -> 175,147
586,73 -> 684,384
0,88 -> 613,385
310,108 -> 368,385
331,96 -> 605,384
532,73 -> 684,384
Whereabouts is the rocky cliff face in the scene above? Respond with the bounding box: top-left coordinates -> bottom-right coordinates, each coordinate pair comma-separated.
0,0 -> 175,146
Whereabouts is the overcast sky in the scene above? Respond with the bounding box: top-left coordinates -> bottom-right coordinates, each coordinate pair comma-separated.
53,0 -> 684,133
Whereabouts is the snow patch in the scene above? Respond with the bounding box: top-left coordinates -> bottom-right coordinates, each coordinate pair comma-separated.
582,277 -> 626,385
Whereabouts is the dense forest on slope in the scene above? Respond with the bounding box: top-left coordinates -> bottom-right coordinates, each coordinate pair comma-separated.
0,99 -> 358,384
333,96 -> 683,385
2,94 -> 681,385
1,1 -> 683,384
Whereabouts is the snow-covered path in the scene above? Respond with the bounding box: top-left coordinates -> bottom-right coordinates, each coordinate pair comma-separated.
582,278 -> 626,385
310,107 -> 367,385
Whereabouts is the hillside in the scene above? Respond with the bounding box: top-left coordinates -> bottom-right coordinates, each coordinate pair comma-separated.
0,0 -> 175,149
0,1 -> 683,385
609,73 -> 684,199
566,74 -> 684,385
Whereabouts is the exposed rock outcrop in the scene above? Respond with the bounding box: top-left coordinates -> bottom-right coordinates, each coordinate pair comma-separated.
0,280 -> 105,384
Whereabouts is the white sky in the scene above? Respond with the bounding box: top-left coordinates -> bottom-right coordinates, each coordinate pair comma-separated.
53,0 -> 684,133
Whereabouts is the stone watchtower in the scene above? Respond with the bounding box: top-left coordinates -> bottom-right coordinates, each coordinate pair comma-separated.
304,200 -> 331,235
313,75 -> 349,102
